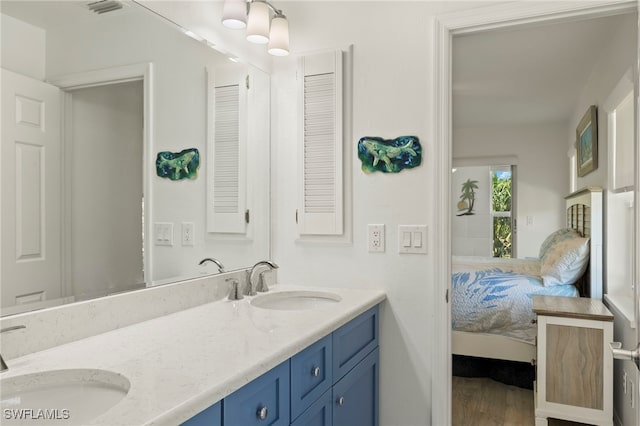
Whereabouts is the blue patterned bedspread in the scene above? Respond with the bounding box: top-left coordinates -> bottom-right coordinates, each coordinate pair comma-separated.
452,256 -> 578,343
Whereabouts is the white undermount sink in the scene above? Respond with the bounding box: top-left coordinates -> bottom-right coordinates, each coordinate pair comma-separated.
250,290 -> 342,311
0,369 -> 130,425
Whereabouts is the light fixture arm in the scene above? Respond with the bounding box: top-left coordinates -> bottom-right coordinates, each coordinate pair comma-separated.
251,0 -> 284,19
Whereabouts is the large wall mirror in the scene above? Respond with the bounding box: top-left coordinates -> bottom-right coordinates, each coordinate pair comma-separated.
1,0 -> 271,316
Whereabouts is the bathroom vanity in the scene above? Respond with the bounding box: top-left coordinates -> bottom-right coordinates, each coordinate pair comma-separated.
183,306 -> 379,426
0,282 -> 385,425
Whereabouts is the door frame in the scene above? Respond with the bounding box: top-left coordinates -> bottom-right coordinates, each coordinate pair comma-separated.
48,63 -> 154,294
431,2 -> 637,424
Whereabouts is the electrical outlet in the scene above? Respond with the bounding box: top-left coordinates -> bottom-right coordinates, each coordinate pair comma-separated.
368,224 -> 385,253
182,222 -> 195,246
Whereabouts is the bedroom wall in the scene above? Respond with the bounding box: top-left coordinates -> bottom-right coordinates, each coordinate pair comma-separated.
451,166 -> 492,256
453,123 -> 568,258
568,12 -> 637,426
570,12 -> 637,191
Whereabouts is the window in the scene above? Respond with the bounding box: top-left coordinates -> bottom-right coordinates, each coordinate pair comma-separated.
491,167 -> 512,258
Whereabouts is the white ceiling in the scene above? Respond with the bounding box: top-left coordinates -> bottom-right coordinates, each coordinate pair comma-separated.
452,13 -> 633,128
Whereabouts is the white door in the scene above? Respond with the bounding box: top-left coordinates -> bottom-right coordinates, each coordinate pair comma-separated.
1,69 -> 62,308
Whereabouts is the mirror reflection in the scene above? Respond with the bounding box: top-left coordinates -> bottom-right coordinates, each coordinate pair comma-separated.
1,0 -> 270,316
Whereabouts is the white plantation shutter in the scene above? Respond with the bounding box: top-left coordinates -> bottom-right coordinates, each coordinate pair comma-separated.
207,66 -> 247,233
298,51 -> 343,235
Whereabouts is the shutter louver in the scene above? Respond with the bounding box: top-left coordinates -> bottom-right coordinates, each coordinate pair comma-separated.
304,73 -> 336,214
214,85 -> 240,214
207,66 -> 247,234
298,51 -> 343,235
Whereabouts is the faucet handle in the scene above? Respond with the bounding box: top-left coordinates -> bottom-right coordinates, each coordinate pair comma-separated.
225,278 -> 243,300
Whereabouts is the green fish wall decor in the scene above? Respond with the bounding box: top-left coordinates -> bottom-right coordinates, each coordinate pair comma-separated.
357,136 -> 422,174
156,148 -> 200,181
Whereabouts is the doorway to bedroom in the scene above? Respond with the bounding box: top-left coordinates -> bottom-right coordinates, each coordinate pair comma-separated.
448,6 -> 637,424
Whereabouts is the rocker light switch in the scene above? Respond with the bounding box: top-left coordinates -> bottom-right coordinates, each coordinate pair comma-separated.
402,232 -> 412,247
412,231 -> 422,248
398,225 -> 427,254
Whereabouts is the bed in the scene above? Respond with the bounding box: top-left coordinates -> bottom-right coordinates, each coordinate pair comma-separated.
451,186 -> 603,363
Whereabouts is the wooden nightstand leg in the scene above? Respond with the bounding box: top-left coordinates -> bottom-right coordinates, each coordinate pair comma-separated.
535,416 -> 548,426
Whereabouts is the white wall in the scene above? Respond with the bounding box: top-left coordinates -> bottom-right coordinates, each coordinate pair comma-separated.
454,124 -> 568,257
571,12 -> 637,191
42,8 -> 270,281
271,2 -> 487,424
0,13 -> 45,80
451,166 -> 492,256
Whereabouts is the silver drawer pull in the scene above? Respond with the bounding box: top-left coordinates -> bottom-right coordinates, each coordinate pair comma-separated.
311,366 -> 321,377
337,396 -> 345,406
257,406 -> 268,420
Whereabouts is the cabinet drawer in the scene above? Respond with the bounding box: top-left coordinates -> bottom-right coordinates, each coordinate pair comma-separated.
332,305 -> 379,381
333,347 -> 379,426
181,401 -> 221,426
223,360 -> 290,426
290,334 -> 333,421
290,389 -> 332,426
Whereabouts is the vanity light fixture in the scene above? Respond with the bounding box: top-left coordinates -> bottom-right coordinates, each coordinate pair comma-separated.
221,0 -> 248,29
221,0 -> 290,56
267,11 -> 289,56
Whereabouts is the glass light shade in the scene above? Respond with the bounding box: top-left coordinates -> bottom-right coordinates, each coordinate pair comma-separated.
246,1 -> 270,44
268,15 -> 289,56
222,0 -> 247,29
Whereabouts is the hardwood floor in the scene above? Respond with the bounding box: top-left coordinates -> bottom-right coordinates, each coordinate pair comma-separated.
452,376 -> 587,426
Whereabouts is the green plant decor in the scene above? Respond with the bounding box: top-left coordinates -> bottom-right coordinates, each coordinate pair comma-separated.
492,172 -> 512,258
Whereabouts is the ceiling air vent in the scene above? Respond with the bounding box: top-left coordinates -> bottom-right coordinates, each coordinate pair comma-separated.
87,0 -> 124,14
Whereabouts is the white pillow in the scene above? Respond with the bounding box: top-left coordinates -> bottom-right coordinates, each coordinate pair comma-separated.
538,228 -> 581,259
540,236 -> 590,287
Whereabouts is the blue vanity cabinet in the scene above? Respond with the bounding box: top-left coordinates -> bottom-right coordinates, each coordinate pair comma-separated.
181,401 -> 222,426
290,335 -> 333,421
332,347 -> 379,426
182,304 -> 379,426
223,360 -> 290,426
290,389 -> 332,426
332,306 -> 379,380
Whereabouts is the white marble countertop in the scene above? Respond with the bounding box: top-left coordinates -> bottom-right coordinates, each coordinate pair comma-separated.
1,285 -> 386,425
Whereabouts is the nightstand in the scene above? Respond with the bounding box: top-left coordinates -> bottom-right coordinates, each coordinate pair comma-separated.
532,295 -> 614,426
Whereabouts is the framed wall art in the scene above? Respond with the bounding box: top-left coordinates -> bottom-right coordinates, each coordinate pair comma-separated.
576,105 -> 598,177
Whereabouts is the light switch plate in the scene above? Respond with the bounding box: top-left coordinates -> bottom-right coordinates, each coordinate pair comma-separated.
398,225 -> 427,254
154,222 -> 173,246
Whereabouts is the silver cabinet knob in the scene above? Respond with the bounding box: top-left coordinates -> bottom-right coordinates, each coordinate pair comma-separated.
257,406 -> 268,420
336,396 -> 345,406
311,366 -> 321,377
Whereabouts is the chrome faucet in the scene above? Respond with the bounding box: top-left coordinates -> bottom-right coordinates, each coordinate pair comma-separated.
245,261 -> 279,296
1,325 -> 26,372
199,257 -> 225,273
